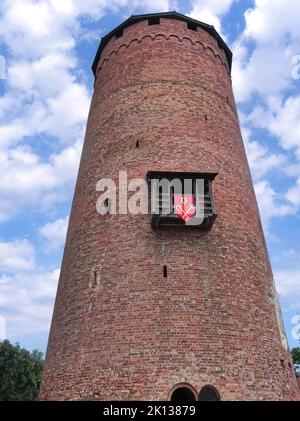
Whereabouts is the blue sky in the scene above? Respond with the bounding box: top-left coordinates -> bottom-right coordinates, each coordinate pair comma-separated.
0,0 -> 300,354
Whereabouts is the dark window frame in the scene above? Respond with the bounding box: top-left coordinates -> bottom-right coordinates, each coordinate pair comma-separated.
147,171 -> 217,230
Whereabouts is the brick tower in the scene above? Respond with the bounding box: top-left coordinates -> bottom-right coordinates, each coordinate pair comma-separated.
40,12 -> 300,400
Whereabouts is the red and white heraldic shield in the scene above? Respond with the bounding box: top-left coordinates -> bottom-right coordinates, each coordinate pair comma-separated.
174,194 -> 196,222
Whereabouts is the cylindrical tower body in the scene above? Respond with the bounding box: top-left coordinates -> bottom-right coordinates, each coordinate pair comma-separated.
40,13 -> 300,400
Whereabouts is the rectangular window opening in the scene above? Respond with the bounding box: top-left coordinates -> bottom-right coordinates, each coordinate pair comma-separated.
148,17 -> 160,25
187,21 -> 198,31
115,29 -> 124,39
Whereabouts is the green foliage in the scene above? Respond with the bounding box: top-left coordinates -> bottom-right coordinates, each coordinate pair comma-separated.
0,340 -> 44,401
292,347 -> 300,372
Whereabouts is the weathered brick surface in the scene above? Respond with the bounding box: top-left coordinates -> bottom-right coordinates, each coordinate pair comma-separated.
39,17 -> 300,400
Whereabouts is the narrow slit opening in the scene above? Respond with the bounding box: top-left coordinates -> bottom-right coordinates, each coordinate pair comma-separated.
163,265 -> 168,278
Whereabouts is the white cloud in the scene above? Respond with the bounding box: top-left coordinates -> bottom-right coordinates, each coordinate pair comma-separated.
244,0 -> 300,44
39,216 -> 69,251
0,239 -> 35,272
246,96 -> 300,157
129,0 -> 171,13
245,138 -> 286,181
239,90 -> 300,233
0,3 -> 90,227
265,96 -> 300,156
1,58 -> 90,147
275,269 -> 300,310
232,42 -> 295,103
189,0 -> 237,34
254,180 -> 295,230
0,0 -> 76,59
283,248 -> 300,259
274,268 -> 300,314
42,83 -> 90,141
0,268 -> 59,338
233,2 -> 300,234
0,140 -> 82,222
7,53 -> 77,96
0,93 -> 20,120
286,178 -> 300,207
232,0 -> 300,103
231,0 -> 300,243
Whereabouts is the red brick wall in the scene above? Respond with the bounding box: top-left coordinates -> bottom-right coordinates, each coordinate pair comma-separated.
39,17 -> 300,401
